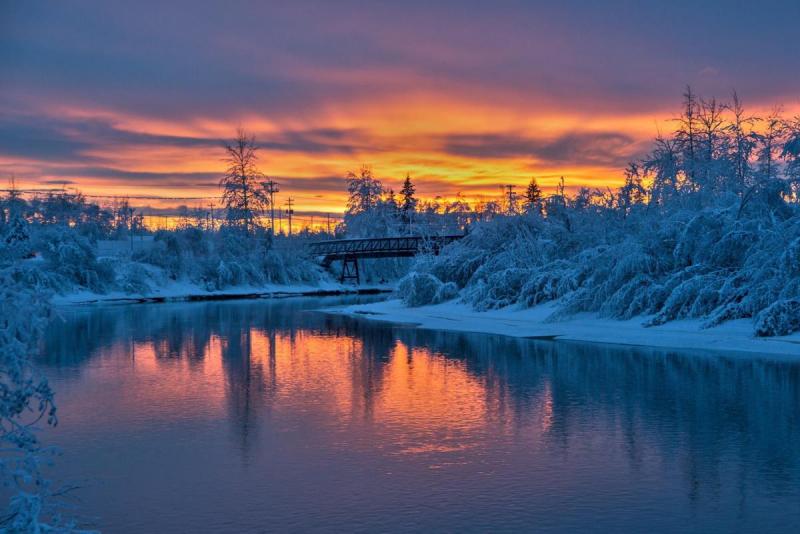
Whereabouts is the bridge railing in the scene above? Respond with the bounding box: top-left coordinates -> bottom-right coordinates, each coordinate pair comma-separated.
307,235 -> 463,257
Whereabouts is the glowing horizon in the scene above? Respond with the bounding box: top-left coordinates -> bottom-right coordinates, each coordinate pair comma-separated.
3,1 -> 800,215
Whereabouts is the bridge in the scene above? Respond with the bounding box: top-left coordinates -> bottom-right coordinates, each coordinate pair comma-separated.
308,235 -> 464,284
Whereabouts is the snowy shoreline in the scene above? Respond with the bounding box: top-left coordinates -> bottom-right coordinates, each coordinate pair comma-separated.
328,298 -> 800,358
52,285 -> 800,358
53,282 -> 392,306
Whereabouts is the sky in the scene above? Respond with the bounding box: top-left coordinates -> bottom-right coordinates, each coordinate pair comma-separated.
2,0 -> 800,216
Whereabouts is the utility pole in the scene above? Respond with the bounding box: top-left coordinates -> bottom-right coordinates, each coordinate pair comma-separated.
505,185 -> 517,215
285,197 -> 294,237
262,179 -> 279,235
326,213 -> 332,236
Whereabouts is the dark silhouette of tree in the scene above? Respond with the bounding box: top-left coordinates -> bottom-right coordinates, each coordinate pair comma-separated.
523,177 -> 543,213
400,173 -> 417,229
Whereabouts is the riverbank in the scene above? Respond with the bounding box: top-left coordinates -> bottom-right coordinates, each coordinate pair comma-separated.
53,281 -> 392,306
330,298 -> 800,358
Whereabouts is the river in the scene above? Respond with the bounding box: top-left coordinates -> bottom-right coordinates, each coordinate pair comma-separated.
38,296 -> 800,532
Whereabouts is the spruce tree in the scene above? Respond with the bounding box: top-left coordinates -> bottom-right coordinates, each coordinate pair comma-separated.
524,177 -> 543,213
400,174 -> 417,228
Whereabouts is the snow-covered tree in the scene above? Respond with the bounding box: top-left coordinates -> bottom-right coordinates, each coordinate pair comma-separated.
345,165 -> 383,216
400,90 -> 800,337
727,91 -> 757,195
220,129 -> 270,233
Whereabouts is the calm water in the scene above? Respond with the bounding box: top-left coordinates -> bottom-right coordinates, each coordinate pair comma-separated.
37,296 -> 800,532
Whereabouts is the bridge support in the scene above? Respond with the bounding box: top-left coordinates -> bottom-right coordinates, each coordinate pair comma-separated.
340,255 -> 360,284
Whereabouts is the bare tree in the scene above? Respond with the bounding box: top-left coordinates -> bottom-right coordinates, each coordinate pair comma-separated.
220,129 -> 269,233
696,97 -> 727,192
675,86 -> 699,185
727,91 -> 757,195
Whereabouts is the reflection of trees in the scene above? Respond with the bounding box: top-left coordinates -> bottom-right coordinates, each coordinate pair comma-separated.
42,299 -> 800,504
391,328 -> 800,502
326,316 -> 396,421
218,316 -> 267,457
39,296 -> 385,452
39,296 -> 377,368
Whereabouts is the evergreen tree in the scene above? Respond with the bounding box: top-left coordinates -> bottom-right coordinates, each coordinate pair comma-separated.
400,174 -> 417,230
523,177 -> 543,213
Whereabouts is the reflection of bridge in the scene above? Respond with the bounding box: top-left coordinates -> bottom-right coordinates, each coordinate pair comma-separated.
308,235 -> 464,284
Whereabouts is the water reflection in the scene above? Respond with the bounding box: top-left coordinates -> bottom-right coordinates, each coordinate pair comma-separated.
40,297 -> 800,532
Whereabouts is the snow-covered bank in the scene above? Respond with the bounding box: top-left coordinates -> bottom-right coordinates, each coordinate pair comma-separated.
53,281 -> 392,306
330,298 -> 800,358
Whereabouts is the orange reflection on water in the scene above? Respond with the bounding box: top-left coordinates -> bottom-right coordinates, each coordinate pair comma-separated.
55,315 -> 559,466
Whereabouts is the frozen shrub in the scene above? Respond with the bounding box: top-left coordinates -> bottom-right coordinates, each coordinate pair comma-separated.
646,274 -> 717,325
709,229 -> 755,268
0,216 -> 32,262
37,227 -> 113,292
435,281 -> 459,303
397,272 -> 446,307
464,267 -> 532,310
215,259 -> 248,288
407,194 -> 800,337
782,237 -> 800,275
519,260 -> 579,307
117,262 -> 155,294
269,246 -> 328,285
600,273 -> 655,319
673,212 -> 726,267
133,239 -> 180,278
754,299 -> 800,337
127,227 -> 333,291
425,244 -> 488,288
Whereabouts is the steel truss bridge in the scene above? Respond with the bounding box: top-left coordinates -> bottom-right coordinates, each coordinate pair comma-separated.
308,235 -> 464,284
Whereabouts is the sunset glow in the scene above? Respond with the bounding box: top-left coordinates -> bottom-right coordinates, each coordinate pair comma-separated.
3,1 -> 800,216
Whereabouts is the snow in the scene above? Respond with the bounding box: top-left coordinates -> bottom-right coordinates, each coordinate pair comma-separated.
53,280 -> 392,305
330,298 -> 800,359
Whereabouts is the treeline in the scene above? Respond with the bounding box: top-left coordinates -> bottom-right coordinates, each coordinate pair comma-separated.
0,188 -> 144,240
401,90 -> 800,337
342,165 -> 548,238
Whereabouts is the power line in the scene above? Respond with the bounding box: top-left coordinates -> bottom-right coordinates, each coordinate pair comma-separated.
0,189 -> 218,201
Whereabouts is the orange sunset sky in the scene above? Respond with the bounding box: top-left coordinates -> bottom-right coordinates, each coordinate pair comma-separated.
2,1 -> 800,217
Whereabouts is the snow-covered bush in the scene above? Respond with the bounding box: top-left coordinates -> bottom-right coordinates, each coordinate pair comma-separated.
410,201 -> 800,336
397,91 -> 800,336
754,299 -> 800,337
463,267 -> 533,310
436,281 -> 459,303
116,262 -> 159,294
37,226 -> 113,292
130,227 -> 330,291
0,216 -> 33,262
397,272 -> 451,307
